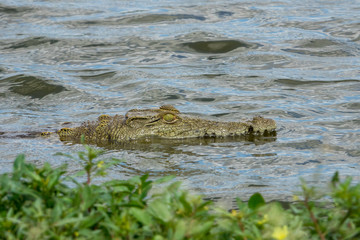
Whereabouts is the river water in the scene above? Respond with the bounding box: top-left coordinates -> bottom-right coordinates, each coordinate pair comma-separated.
1,0 -> 359,207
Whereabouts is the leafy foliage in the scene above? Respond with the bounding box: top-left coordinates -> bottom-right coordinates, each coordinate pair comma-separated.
1,145 -> 360,239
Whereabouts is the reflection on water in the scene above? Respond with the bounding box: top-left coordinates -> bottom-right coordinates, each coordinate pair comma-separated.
0,0 -> 359,208
4,75 -> 67,99
87,132 -> 277,153
5,37 -> 59,50
182,40 -> 255,54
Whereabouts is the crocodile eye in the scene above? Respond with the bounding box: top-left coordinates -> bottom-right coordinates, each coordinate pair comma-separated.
163,113 -> 177,123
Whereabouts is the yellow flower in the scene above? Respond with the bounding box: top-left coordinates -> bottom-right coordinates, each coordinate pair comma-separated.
74,231 -> 79,237
97,160 -> 104,169
230,209 -> 243,219
293,195 -> 300,201
231,209 -> 237,217
272,225 -> 288,240
257,214 -> 269,225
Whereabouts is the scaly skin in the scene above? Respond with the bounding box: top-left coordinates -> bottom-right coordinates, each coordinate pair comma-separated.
56,105 -> 276,143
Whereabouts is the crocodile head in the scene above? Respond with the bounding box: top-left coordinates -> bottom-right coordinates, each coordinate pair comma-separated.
57,105 -> 276,142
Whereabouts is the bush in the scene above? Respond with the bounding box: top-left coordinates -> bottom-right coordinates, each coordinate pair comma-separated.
1,145 -> 360,239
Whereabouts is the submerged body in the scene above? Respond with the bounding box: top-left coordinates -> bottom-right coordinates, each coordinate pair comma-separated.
57,105 -> 276,143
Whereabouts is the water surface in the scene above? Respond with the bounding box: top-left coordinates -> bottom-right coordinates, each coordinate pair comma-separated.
1,0 -> 359,208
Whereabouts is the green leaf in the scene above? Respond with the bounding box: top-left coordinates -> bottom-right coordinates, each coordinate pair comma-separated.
54,217 -> 82,227
140,174 -> 150,185
80,229 -> 103,238
173,220 -> 186,240
54,152 -> 75,160
80,134 -> 85,144
47,172 -> 62,190
331,171 -> 340,187
248,192 -> 265,210
130,207 -> 152,225
24,168 -> 42,182
236,197 -> 247,209
50,200 -> 64,222
12,154 -> 26,180
189,220 -> 213,236
72,170 -> 86,178
80,185 -> 99,210
153,235 -> 164,240
179,193 -> 192,215
154,175 -> 175,184
148,199 -> 172,222
79,213 -> 103,228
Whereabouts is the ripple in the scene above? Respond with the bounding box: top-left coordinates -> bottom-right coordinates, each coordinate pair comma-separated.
326,22 -> 360,41
282,39 -> 355,57
78,71 -> 117,81
192,97 -> 216,102
215,11 -> 234,18
73,13 -> 205,26
274,78 -> 360,86
1,0 -> 360,205
182,40 -> 253,54
123,14 -> 206,24
280,140 -> 323,150
5,37 -> 59,50
299,39 -> 340,48
0,3 -> 32,14
338,102 -> 360,110
2,74 -> 66,99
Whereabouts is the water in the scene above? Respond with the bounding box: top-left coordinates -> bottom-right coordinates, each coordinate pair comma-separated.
1,0 -> 359,208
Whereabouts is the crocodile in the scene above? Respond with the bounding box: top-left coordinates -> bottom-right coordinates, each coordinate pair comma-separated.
50,105 -> 276,144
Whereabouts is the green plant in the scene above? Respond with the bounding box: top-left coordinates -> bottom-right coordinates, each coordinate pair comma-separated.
289,173 -> 360,240
1,144 -> 360,239
56,136 -> 122,185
